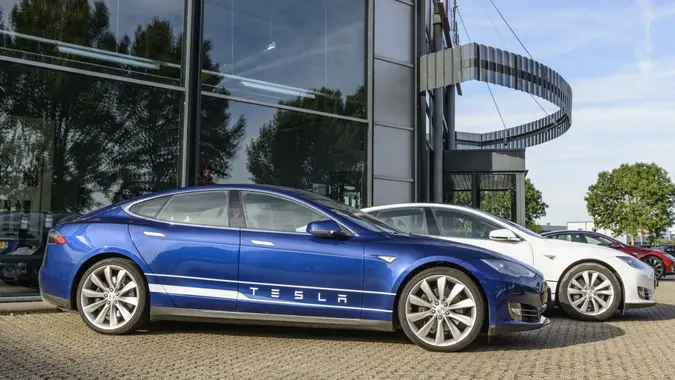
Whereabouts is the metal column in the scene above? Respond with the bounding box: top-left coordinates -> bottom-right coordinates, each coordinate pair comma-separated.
446,86 -> 456,150
179,0 -> 205,187
432,2 -> 444,202
514,172 -> 526,226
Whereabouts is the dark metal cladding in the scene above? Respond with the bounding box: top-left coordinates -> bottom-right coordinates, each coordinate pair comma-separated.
419,42 -> 573,149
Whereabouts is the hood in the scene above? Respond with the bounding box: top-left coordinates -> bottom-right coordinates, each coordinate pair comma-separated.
542,238 -> 631,259
383,233 -> 529,264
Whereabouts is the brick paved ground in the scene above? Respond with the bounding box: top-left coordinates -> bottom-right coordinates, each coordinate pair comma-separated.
2,280 -> 675,380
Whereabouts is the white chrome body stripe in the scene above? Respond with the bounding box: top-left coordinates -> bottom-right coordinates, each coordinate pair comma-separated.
145,273 -> 396,296
143,231 -> 165,237
148,284 -> 392,313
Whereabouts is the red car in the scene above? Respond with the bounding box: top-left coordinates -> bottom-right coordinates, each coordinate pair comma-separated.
541,230 -> 675,278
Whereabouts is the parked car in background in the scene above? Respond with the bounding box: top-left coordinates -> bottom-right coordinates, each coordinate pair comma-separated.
0,212 -> 80,287
361,203 -> 657,322
39,185 -> 550,352
541,230 -> 675,279
655,245 -> 675,255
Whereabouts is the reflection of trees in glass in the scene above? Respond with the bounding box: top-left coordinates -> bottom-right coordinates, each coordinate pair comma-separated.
0,1 -> 245,211
453,179 -> 548,232
245,85 -> 366,203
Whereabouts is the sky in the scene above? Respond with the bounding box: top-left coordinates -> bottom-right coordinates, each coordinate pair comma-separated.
453,0 -> 675,225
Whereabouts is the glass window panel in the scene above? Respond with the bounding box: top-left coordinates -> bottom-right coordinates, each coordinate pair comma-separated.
156,191 -> 229,227
432,208 -> 501,239
240,191 -> 325,233
202,0 -> 366,118
198,98 -> 367,208
0,65 -> 181,298
376,208 -> 428,235
0,0 -> 185,86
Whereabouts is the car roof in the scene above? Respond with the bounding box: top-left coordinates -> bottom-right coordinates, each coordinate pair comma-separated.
362,203 -> 476,212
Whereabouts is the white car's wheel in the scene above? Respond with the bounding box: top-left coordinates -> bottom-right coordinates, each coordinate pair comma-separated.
397,267 -> 484,352
558,262 -> 621,322
76,258 -> 148,334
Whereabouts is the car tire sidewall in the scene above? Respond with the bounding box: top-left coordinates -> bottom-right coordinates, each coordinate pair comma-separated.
397,267 -> 485,352
558,262 -> 621,322
76,257 -> 149,335
642,256 -> 665,278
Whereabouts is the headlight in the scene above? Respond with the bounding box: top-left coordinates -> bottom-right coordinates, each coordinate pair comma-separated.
616,256 -> 651,270
665,253 -> 675,262
481,259 -> 536,278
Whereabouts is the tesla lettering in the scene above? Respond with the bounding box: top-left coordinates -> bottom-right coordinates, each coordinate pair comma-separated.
248,287 -> 348,303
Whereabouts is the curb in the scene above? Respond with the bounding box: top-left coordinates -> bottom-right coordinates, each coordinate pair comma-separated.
0,301 -> 62,316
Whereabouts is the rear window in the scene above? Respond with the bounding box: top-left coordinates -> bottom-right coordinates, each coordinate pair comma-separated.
128,196 -> 171,219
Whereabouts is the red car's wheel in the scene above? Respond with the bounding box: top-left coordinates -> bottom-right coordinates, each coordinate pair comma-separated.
642,256 -> 665,278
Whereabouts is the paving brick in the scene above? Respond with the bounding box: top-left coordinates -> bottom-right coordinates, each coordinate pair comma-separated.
3,280 -> 675,379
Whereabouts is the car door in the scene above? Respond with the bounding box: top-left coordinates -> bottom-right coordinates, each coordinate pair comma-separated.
127,190 -> 240,311
428,207 -> 535,266
236,190 -> 365,319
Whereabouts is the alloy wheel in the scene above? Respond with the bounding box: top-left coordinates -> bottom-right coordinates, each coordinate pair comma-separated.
565,270 -> 615,316
80,264 -> 140,330
404,275 -> 477,348
646,257 -> 665,278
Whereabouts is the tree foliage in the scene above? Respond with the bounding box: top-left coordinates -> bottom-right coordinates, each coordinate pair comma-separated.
454,178 -> 548,232
585,162 -> 675,244
245,86 -> 366,206
0,0 -> 244,212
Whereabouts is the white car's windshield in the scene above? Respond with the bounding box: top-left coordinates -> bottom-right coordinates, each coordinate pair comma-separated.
472,208 -> 542,238
287,188 -> 405,234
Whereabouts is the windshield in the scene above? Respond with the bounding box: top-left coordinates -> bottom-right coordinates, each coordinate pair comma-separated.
472,208 -> 542,238
288,188 -> 405,234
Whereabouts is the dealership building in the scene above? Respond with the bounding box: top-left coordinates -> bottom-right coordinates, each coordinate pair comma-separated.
0,0 -> 572,300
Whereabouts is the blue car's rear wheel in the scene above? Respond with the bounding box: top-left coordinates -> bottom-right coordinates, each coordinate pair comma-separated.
76,258 -> 149,334
398,267 -> 484,352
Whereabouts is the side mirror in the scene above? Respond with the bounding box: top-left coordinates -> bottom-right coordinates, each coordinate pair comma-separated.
609,242 -> 622,249
306,220 -> 349,238
489,228 -> 521,242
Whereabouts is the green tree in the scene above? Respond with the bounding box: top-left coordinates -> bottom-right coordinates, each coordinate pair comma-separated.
453,178 -> 548,232
585,162 -> 675,245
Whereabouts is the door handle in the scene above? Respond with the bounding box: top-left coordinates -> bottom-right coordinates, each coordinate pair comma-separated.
143,231 -> 165,237
251,240 -> 274,247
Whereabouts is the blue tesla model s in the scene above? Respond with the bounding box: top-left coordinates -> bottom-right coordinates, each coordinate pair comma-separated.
39,185 -> 550,352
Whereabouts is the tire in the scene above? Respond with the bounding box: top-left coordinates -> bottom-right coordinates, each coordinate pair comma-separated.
642,256 -> 665,278
558,262 -> 621,322
397,267 -> 485,352
76,257 -> 149,335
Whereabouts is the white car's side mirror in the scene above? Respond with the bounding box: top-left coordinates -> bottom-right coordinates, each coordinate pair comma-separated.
489,228 -> 521,242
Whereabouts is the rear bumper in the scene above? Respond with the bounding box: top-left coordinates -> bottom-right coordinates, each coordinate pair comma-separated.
40,291 -> 71,310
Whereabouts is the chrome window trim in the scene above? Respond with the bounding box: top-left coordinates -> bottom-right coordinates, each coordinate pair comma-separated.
122,187 -> 359,237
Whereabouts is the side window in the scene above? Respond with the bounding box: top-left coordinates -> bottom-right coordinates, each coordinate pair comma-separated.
128,196 -> 171,218
556,233 -> 582,242
241,191 -> 327,233
584,234 -> 612,246
555,234 -> 571,241
431,208 -> 500,239
155,191 -> 229,227
374,208 -> 428,234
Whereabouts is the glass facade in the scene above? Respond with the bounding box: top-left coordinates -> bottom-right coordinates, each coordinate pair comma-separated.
0,0 -> 367,299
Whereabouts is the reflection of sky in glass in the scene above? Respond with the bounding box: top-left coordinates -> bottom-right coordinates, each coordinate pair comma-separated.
203,0 -> 366,105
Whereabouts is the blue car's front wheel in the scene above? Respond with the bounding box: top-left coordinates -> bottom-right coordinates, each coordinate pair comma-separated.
397,267 -> 485,352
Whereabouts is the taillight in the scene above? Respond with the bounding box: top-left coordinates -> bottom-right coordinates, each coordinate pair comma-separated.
47,230 -> 67,245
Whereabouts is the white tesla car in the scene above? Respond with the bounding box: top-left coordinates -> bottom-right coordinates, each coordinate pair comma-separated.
361,203 -> 657,322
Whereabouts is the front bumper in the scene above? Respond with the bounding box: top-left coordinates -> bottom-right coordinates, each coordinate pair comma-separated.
484,277 -> 551,336
621,262 -> 658,311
